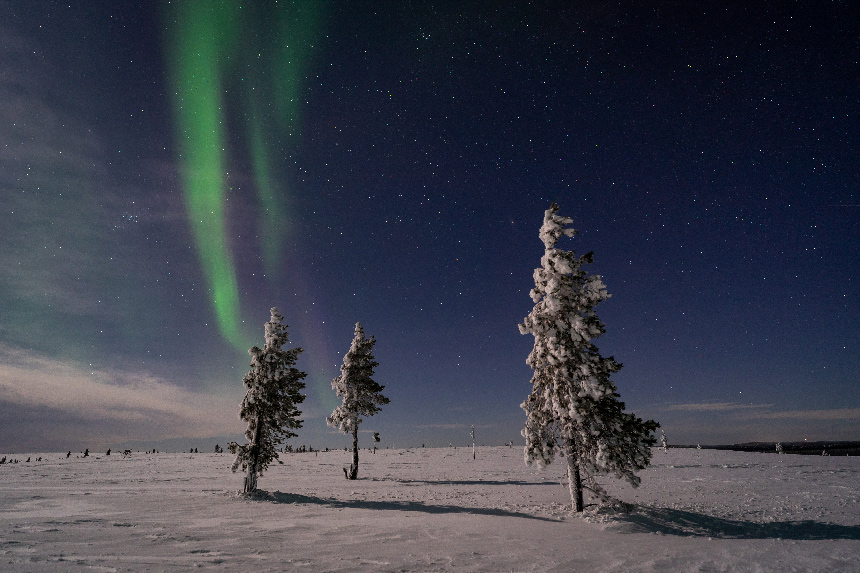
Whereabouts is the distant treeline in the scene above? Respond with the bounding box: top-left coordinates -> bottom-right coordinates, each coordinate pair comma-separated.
673,442 -> 860,456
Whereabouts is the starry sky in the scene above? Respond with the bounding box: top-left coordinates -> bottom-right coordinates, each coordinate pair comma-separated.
1,1 -> 858,453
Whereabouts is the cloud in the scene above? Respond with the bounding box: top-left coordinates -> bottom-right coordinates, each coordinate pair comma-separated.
0,344 -> 242,448
0,27 -> 111,317
755,408 -> 860,421
663,402 -> 859,421
415,424 -> 493,430
665,402 -> 773,412
656,401 -> 860,444
0,23 -> 193,325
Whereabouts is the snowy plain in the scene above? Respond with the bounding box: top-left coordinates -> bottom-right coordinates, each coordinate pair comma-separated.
2,446 -> 859,572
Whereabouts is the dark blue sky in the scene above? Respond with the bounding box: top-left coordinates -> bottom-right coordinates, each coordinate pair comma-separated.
1,1 -> 857,452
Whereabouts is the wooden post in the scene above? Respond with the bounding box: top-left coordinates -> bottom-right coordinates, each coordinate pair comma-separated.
471,425 -> 476,460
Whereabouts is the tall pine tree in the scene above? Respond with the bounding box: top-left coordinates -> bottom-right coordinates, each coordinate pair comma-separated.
520,204 -> 658,512
327,323 -> 389,480
228,307 -> 306,493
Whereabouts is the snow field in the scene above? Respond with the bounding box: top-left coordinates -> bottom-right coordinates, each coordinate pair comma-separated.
1,447 -> 859,571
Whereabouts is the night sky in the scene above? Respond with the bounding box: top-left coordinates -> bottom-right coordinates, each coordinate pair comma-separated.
2,1 -> 858,453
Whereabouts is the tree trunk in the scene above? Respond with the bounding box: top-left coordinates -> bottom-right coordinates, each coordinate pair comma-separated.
346,426 -> 359,480
566,438 -> 584,512
244,419 -> 264,493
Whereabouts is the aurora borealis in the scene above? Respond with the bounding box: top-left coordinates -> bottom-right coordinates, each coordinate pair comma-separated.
165,1 -> 324,351
1,2 -> 858,452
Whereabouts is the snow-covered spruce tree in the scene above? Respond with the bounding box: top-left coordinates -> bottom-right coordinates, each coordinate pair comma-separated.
228,308 -> 306,493
520,203 -> 659,512
327,323 -> 389,480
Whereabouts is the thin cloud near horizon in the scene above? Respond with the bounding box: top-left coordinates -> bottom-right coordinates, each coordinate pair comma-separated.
665,402 -> 774,412
664,401 -> 859,422
0,344 -> 244,444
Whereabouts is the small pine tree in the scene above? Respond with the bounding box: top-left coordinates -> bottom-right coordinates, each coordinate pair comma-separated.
660,430 -> 669,453
520,203 -> 659,512
327,323 -> 389,480
228,307 -> 306,493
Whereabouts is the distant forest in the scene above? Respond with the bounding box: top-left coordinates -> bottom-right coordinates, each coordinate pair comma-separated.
675,442 -> 860,456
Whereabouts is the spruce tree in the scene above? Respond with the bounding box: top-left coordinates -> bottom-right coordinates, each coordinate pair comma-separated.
327,323 -> 389,480
520,203 -> 659,512
228,307 -> 306,493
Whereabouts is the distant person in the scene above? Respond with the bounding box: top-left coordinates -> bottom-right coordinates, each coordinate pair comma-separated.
106,449 -> 111,456
67,451 -> 71,458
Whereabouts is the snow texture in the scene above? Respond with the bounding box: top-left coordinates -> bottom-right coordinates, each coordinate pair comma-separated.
1,447 -> 858,571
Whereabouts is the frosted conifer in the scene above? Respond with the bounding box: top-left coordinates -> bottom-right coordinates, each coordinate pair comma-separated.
327,323 -> 389,480
228,308 -> 306,493
520,203 -> 659,512
661,430 -> 669,453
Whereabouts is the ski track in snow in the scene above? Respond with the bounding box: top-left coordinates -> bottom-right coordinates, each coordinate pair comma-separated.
1,447 -> 858,571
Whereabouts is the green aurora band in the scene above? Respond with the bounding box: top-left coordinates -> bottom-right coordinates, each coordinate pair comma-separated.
164,0 -> 323,351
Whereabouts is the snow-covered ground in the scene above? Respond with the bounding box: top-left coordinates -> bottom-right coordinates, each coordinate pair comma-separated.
2,447 -> 858,571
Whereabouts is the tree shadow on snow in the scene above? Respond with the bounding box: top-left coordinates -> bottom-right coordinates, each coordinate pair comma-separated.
251,490 -> 557,522
374,478 -> 558,487
608,506 -> 860,540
